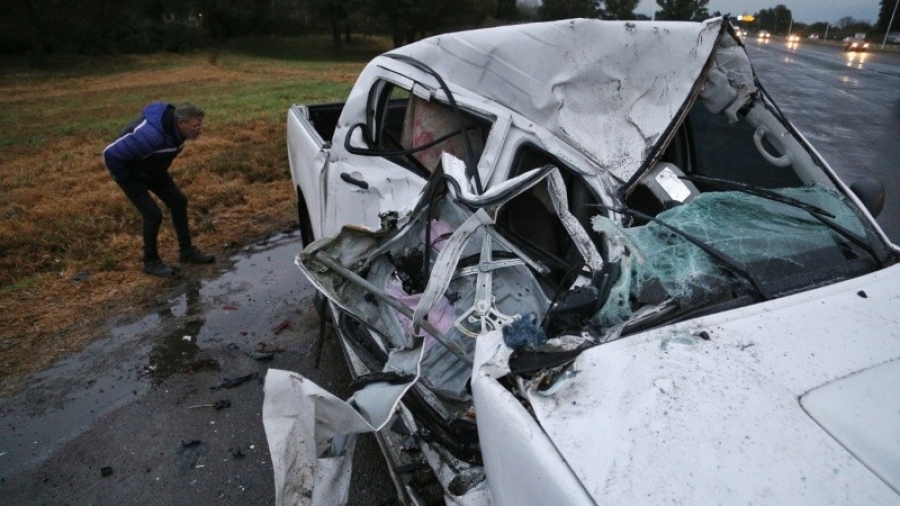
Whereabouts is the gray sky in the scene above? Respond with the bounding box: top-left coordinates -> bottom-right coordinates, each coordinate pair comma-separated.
634,1 -> 883,24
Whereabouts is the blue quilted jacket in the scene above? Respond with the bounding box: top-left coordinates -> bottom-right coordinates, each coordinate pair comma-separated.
102,102 -> 185,182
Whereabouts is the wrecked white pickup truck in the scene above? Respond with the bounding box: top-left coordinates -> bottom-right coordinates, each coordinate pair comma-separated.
266,17 -> 900,505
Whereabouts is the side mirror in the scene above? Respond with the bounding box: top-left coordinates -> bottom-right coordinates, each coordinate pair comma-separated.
343,123 -> 380,156
850,177 -> 884,218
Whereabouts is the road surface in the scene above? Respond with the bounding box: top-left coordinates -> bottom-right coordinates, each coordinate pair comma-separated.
747,37 -> 900,241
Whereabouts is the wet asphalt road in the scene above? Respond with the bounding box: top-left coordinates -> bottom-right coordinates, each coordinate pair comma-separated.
1,39 -> 899,506
747,38 -> 900,242
0,232 -> 395,505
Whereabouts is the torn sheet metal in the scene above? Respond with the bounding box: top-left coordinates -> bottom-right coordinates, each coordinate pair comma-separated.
265,154 -> 605,504
440,154 -> 603,273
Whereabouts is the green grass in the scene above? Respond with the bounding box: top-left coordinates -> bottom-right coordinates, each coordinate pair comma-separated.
0,34 -> 388,145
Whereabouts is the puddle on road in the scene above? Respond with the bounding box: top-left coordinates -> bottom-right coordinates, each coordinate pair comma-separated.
0,231 -> 314,478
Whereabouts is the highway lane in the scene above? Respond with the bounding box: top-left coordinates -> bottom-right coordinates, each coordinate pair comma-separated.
744,38 -> 900,241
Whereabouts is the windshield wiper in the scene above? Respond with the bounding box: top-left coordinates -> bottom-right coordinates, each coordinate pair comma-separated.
595,204 -> 771,301
682,175 -> 884,268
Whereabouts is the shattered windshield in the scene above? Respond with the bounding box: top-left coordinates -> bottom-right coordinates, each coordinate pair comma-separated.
593,184 -> 886,328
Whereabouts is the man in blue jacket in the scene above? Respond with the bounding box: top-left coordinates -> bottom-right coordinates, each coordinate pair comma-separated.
103,101 -> 215,276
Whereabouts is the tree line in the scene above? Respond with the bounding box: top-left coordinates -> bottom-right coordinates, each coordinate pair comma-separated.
1,0 -> 897,57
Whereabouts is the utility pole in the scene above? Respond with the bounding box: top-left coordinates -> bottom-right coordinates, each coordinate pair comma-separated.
883,0 -> 900,49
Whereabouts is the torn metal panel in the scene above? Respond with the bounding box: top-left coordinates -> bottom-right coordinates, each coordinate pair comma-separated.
268,156 -> 602,503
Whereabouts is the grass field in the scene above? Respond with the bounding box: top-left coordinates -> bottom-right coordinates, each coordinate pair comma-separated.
0,35 -> 390,393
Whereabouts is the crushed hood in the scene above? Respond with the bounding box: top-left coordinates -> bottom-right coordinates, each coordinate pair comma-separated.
390,18 -> 726,182
525,264 -> 900,504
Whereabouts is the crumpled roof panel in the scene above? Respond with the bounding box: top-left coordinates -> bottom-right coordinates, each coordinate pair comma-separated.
391,18 -> 724,182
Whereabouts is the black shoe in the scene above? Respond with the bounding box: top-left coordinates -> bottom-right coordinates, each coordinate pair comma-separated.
179,247 -> 215,264
143,260 -> 175,277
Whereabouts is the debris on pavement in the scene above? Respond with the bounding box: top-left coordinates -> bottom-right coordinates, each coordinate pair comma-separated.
176,440 -> 209,471
249,351 -> 274,361
272,318 -> 291,334
210,372 -> 259,391
188,398 -> 232,410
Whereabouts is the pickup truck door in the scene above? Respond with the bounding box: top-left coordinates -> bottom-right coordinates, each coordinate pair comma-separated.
321,141 -> 427,238
319,79 -> 433,238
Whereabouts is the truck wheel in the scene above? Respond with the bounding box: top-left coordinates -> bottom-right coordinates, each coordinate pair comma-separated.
296,186 -> 315,247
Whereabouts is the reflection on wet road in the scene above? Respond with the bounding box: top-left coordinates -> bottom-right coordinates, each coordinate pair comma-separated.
0,233 -> 311,480
845,51 -> 868,69
146,282 -> 220,384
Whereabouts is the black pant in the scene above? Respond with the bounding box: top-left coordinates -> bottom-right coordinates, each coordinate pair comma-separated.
116,170 -> 192,262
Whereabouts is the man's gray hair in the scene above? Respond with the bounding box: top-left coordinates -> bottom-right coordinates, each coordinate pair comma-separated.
174,102 -> 205,121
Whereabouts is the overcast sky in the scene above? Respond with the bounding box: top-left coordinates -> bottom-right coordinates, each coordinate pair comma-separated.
634,1 -> 883,24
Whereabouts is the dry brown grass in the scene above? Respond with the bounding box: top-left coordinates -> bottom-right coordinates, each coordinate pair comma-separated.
0,40 -> 386,393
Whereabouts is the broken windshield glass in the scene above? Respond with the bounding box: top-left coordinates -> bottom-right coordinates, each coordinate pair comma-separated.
593,184 -> 882,329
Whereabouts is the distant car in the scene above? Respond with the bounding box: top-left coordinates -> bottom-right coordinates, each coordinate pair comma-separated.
844,37 -> 869,52
787,34 -> 800,42
758,30 -> 771,39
